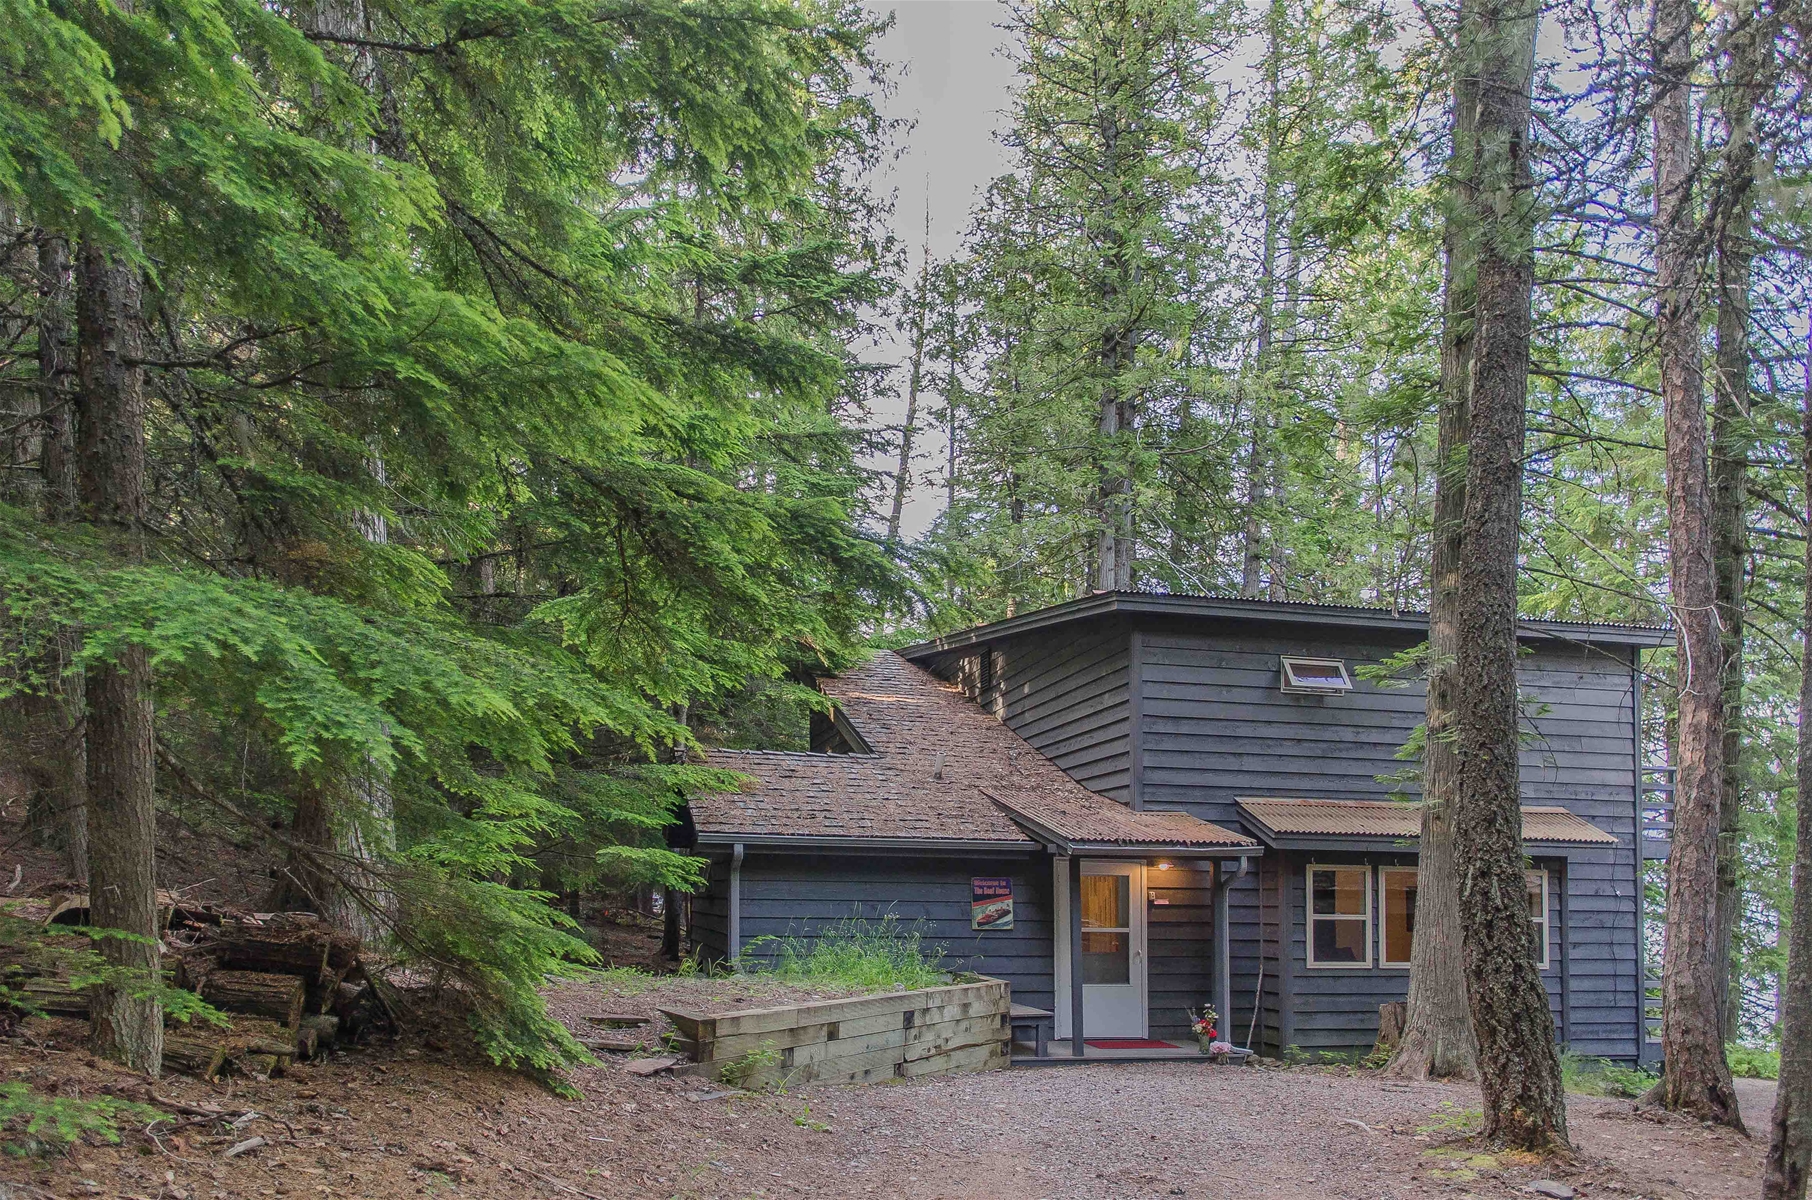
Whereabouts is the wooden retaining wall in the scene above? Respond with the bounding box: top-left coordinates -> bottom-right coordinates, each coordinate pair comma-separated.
661,978 -> 1010,1088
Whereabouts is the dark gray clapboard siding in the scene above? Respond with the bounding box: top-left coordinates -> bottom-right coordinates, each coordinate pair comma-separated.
1148,866 -> 1214,1041
941,620 -> 1134,804
1130,627 -> 1640,1061
723,852 -> 1055,1015
1265,852 -> 1565,1054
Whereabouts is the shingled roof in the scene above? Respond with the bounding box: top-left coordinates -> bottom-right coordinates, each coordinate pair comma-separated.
690,652 -> 1253,851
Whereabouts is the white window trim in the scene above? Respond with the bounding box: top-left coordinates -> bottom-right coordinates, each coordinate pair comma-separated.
1305,864 -> 1373,969
1280,656 -> 1355,695
1379,866 -> 1417,969
1527,868 -> 1551,971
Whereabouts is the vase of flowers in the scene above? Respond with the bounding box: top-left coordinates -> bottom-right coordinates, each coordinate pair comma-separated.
1188,1004 -> 1220,1054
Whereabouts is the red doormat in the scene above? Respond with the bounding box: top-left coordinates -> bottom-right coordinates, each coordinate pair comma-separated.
1085,1038 -> 1180,1050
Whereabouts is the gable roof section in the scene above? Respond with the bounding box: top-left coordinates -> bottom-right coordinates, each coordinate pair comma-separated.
690,652 -> 1253,852
896,592 -> 1670,659
1235,797 -> 1619,847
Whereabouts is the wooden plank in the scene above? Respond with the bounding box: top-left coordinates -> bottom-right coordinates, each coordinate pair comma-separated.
900,1041 -> 1007,1078
707,980 -> 1004,1038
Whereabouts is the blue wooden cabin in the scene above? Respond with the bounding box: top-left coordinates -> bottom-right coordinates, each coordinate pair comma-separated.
682,593 -> 1666,1062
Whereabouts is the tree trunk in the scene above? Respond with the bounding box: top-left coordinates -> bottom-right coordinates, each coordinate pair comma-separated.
1387,10 -> 1481,1081
888,254 -> 931,544
14,234 -> 89,882
1762,319 -> 1812,1200
1644,0 -> 1743,1128
75,237 -> 163,1075
1709,0 -> 1770,1047
271,780 -> 392,946
1447,0 -> 1563,1150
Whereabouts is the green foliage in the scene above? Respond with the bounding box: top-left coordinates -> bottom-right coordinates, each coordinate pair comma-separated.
741,914 -> 949,992
1558,1050 -> 1656,1098
0,910 -> 226,1028
0,0 -> 899,1081
1416,1102 -> 1484,1138
1727,1043 -> 1780,1080
717,1043 -> 785,1089
0,1082 -> 164,1157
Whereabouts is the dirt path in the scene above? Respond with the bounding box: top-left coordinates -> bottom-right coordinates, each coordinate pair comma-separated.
4,1014 -> 1772,1200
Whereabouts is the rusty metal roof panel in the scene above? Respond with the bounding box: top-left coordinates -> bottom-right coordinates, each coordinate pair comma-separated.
983,784 -> 1258,851
1234,797 -> 1618,846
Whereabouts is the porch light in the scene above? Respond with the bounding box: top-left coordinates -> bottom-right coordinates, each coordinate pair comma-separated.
1157,861 -> 1172,871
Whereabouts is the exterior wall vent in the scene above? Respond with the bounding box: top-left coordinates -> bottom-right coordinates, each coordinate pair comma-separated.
1279,656 -> 1354,696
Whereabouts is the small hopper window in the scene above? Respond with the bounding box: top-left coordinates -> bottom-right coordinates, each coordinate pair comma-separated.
1280,656 -> 1354,695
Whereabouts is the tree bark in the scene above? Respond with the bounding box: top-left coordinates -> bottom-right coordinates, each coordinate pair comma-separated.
1709,0 -> 1770,1047
888,253 -> 931,545
75,237 -> 163,1075
1644,0 -> 1744,1128
1447,0 -> 1563,1150
1762,319 -> 1812,1200
30,235 -> 88,881
1388,14 -> 1480,1079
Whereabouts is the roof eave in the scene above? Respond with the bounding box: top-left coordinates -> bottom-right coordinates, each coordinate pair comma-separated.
692,832 -> 1038,854
896,592 -> 1671,658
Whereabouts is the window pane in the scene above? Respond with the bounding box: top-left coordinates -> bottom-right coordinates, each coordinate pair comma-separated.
1081,874 -> 1129,930
1527,874 -> 1546,964
1082,931 -> 1130,984
1313,917 -> 1368,964
1287,660 -> 1349,686
1311,867 -> 1366,916
1384,871 -> 1417,964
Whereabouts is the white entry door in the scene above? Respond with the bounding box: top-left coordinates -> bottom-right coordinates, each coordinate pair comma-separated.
1080,861 -> 1147,1037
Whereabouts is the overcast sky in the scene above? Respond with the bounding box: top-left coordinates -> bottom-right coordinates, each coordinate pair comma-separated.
856,0 -> 1020,539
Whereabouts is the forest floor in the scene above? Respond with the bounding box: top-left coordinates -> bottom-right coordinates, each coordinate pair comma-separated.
0,970 -> 1775,1200
0,824 -> 1776,1200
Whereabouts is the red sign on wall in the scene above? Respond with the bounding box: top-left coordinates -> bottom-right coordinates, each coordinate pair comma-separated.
971,877 -> 1014,930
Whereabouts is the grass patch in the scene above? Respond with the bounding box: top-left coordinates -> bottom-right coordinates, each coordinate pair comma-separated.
1729,1043 -> 1780,1080
1417,1101 -> 1484,1138
741,914 -> 950,992
1560,1050 -> 1655,1098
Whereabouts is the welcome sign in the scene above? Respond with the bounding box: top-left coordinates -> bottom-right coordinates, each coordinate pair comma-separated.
971,877 -> 1014,930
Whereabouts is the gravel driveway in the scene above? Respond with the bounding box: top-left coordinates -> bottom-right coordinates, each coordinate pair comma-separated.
779,1062 -> 1771,1200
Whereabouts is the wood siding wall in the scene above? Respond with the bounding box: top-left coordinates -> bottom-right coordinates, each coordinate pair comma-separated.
1133,624 -> 1639,1060
928,618 -> 1642,1061
712,853 -> 1055,1015
1147,865 -> 1214,1041
951,621 -> 1133,803
1261,851 -> 1566,1055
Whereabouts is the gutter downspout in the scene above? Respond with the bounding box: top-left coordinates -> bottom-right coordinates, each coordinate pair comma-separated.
1215,857 -> 1249,1044
1070,854 -> 1085,1057
729,843 -> 745,970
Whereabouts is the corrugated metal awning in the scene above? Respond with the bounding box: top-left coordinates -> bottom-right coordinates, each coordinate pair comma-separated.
985,785 -> 1259,855
1235,797 -> 1619,847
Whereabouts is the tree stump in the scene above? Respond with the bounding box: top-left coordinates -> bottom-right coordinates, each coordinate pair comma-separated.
1375,1001 -> 1408,1055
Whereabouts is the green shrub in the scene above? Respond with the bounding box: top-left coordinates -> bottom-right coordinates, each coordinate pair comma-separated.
1560,1050 -> 1655,1097
0,1082 -> 163,1157
741,914 -> 949,991
1729,1043 -> 1780,1080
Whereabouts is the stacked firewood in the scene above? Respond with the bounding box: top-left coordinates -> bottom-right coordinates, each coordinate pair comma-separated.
9,904 -> 383,1080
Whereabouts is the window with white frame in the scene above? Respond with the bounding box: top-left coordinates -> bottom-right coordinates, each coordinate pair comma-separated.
1379,867 -> 1417,968
1377,867 -> 1548,969
1306,865 -> 1371,967
1280,656 -> 1354,695
1527,869 -> 1550,970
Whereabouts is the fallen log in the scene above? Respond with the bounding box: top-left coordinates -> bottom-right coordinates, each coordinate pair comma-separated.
162,1034 -> 229,1080
202,970 -> 305,1029
17,978 -> 88,1017
207,917 -> 360,984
